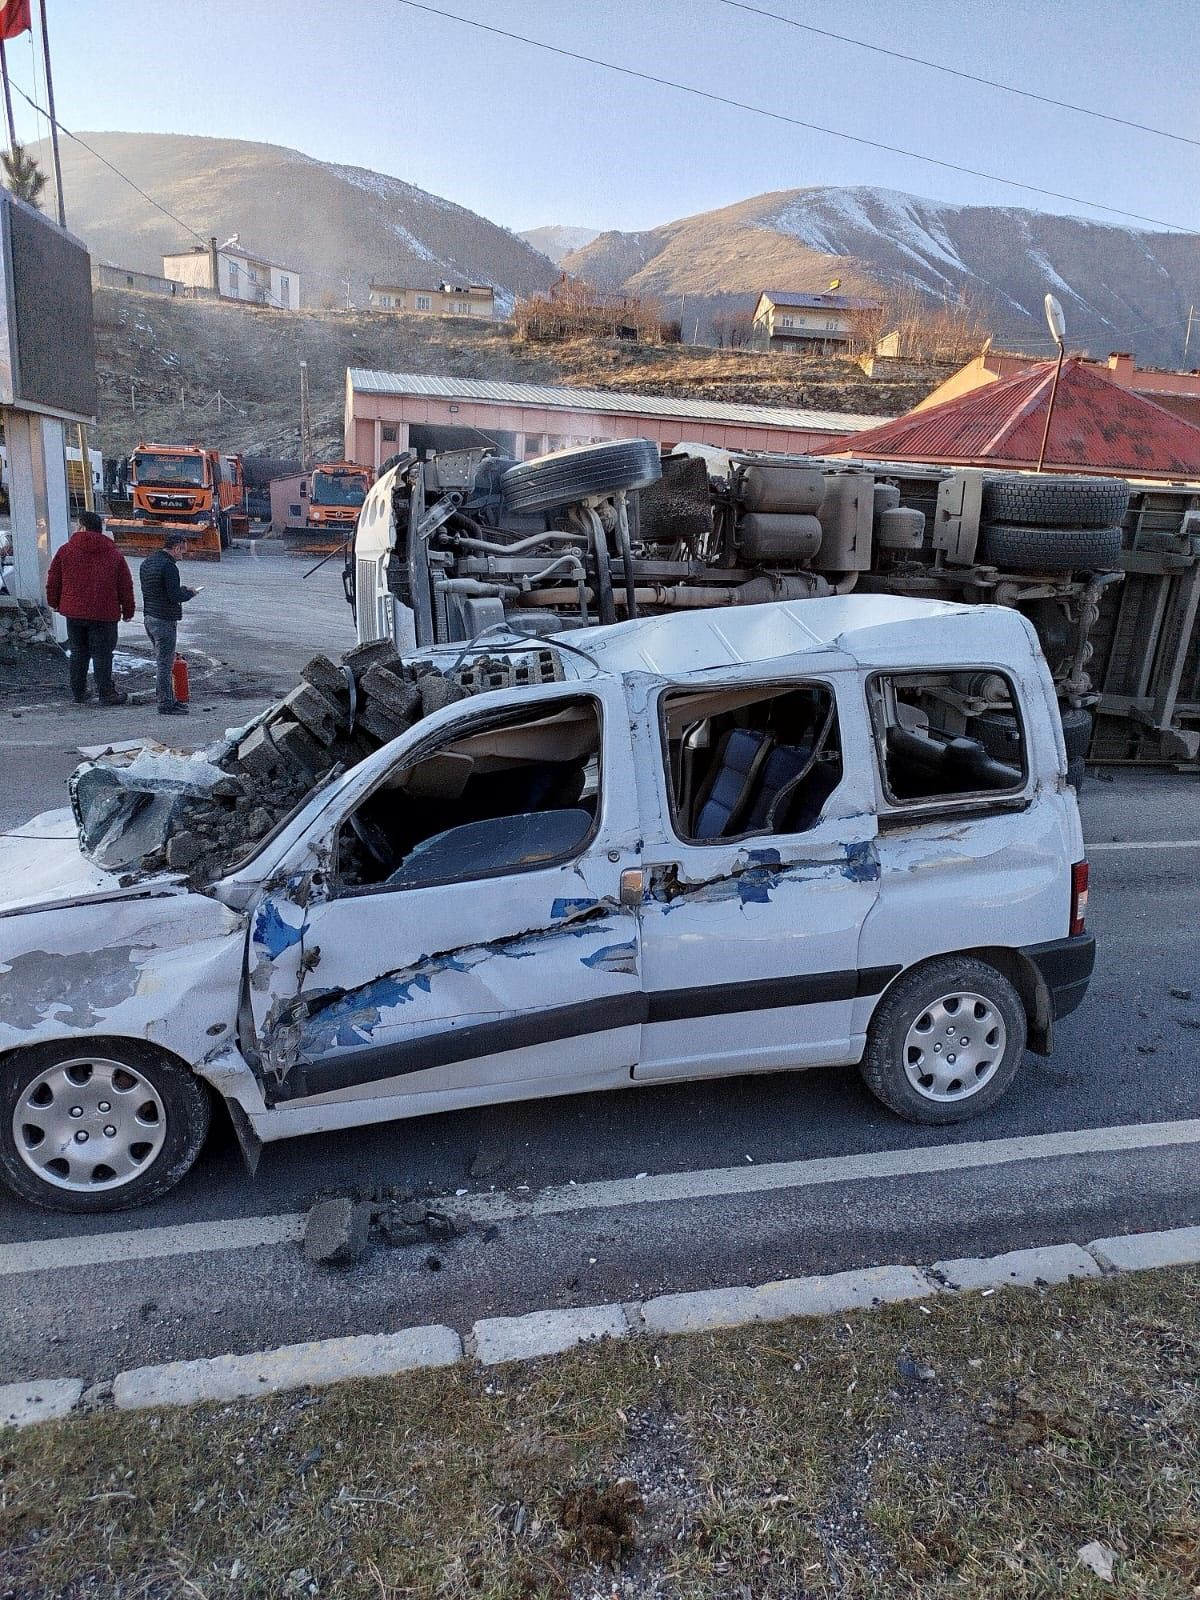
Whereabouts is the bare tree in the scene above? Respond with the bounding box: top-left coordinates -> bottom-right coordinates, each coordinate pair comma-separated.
850,283 -> 989,363
1,142 -> 47,210
515,274 -> 666,344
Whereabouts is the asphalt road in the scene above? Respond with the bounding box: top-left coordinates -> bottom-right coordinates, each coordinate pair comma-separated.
1,552 -> 1198,1384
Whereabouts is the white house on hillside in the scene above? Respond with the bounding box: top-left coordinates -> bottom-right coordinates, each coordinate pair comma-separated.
163,237 -> 301,310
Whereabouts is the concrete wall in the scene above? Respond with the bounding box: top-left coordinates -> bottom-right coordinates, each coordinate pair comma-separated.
270,473 -> 307,533
94,264 -> 215,299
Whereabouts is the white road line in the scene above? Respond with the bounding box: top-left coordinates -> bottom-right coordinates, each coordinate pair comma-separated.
1088,839 -> 1200,851
3,1118 -> 1199,1278
0,1213 -> 303,1277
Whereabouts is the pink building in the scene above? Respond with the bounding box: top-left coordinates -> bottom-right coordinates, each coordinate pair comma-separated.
343,370 -> 888,470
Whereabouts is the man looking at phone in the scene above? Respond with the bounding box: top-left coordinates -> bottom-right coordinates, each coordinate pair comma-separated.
138,530 -> 198,716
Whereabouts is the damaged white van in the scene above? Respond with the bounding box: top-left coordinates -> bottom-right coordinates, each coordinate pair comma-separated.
0,596 -> 1094,1212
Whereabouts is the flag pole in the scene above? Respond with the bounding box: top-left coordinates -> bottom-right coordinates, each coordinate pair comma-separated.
36,0 -> 64,225
0,40 -> 16,152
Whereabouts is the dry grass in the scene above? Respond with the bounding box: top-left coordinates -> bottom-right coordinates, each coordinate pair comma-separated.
8,1270 -> 1194,1598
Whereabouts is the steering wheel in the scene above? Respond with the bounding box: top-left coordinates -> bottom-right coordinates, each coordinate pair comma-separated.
348,810 -> 394,871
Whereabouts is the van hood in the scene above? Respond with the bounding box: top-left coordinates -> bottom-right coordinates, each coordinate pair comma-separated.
0,809 -> 180,917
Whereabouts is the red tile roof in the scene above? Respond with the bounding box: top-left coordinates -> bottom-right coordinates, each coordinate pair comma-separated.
828,357 -> 1200,480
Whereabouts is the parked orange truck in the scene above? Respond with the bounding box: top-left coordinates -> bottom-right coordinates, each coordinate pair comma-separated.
107,444 -> 248,560
282,461 -> 371,555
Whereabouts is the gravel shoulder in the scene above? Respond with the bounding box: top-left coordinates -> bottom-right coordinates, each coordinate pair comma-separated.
3,1267 -> 1197,1598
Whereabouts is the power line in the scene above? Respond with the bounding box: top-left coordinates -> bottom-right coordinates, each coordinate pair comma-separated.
719,0 -> 1200,150
392,1 -> 1193,233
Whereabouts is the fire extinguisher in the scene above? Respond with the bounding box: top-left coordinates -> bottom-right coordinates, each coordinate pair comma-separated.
172,654 -> 190,704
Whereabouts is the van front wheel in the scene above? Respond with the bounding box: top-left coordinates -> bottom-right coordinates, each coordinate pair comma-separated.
860,958 -> 1026,1124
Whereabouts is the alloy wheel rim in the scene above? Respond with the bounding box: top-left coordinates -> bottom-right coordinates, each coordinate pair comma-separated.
902,991 -> 1006,1102
13,1056 -> 166,1191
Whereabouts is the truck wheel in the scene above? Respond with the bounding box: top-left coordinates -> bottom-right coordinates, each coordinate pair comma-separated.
981,475 -> 1130,528
501,439 -> 661,514
979,521 -> 1122,572
1059,707 -> 1092,762
0,1040 -> 211,1213
218,512 -> 231,550
860,957 -> 1027,1125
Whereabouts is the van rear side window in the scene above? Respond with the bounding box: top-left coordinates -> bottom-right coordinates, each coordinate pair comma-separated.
869,671 -> 1027,805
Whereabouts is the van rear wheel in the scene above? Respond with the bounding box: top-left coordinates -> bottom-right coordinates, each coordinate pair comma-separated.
860,957 -> 1026,1124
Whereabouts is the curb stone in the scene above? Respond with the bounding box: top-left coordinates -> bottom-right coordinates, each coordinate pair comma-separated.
7,1228 -> 1200,1427
473,1303 -> 628,1366
0,1378 -> 84,1427
1086,1225 -> 1200,1273
931,1243 -> 1101,1291
112,1326 -> 462,1411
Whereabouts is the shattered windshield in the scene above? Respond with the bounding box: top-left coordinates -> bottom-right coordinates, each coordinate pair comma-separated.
135,453 -> 206,487
311,471 -> 367,507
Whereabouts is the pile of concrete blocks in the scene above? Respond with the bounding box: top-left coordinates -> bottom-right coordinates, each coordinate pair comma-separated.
101,640 -> 564,886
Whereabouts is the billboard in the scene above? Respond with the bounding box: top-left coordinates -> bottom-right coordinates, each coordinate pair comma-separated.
0,189 -> 97,421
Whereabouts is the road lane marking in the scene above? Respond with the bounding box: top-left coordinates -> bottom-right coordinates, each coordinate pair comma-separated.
3,1118 -> 1199,1277
1088,840 -> 1200,851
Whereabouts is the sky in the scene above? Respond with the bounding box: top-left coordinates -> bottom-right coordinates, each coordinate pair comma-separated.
13,0 -> 1200,236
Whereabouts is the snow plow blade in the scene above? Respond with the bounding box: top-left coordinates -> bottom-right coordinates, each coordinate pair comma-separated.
107,519 -> 223,561
280,525 -> 352,556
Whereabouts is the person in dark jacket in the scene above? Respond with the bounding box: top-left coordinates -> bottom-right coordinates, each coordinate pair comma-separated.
45,511 -> 135,705
139,531 -> 198,716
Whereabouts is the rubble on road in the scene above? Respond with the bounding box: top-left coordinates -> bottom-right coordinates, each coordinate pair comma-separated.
0,594 -> 52,664
69,639 -> 564,887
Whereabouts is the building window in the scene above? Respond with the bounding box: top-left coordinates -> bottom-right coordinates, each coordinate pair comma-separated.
825,319 -> 839,331
381,424 -> 398,444
228,261 -> 239,293
781,315 -> 794,329
279,275 -> 290,306
415,294 -> 431,311
247,267 -> 258,284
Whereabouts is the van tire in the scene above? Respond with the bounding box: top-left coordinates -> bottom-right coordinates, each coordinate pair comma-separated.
981,475 -> 1130,528
500,439 -> 661,513
979,521 -> 1123,572
860,957 -> 1027,1125
0,1040 -> 211,1213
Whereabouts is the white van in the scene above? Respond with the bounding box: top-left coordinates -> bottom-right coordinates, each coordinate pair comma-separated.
0,597 -> 1093,1212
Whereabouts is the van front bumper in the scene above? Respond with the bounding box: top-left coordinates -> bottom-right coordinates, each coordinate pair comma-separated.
1022,934 -> 1096,1020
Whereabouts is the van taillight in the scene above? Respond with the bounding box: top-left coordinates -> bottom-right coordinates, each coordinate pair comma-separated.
1070,860 -> 1089,936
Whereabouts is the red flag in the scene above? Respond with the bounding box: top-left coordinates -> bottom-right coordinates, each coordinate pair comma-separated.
0,0 -> 30,41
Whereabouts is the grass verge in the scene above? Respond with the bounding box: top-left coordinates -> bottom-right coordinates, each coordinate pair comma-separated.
2,1268 -> 1197,1598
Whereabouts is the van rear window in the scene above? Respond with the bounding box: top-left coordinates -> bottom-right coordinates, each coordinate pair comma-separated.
869,671 -> 1027,806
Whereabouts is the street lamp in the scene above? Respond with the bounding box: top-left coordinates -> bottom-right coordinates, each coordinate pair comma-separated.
1036,292 -> 1067,473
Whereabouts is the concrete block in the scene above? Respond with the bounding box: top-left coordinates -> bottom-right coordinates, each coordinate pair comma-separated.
419,673 -> 468,716
280,682 -> 343,745
473,1303 -> 627,1366
640,1265 -> 933,1336
933,1244 -> 1101,1292
1087,1226 -> 1200,1274
113,1326 -> 462,1410
304,1198 -> 371,1267
0,1377 -> 83,1428
236,722 -> 286,778
271,718 -> 327,775
344,639 -> 400,676
361,663 -> 421,718
300,653 -> 350,706
356,699 -> 413,746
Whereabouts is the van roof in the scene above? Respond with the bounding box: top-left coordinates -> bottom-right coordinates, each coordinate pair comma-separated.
540,595 -> 1040,679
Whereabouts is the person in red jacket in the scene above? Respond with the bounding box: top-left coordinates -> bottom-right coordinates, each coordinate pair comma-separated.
45,511 -> 136,706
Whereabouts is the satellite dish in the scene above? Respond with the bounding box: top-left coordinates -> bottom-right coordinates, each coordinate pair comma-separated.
1044,293 -> 1066,346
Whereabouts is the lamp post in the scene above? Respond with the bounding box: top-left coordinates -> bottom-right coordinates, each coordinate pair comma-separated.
1036,293 -> 1066,473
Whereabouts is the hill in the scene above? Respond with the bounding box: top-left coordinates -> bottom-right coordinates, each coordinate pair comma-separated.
563,187 -> 1200,367
518,225 -> 602,264
90,287 -> 943,464
35,131 -> 559,309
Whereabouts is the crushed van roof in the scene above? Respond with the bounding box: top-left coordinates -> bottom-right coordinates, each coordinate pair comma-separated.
536,595 -> 1035,679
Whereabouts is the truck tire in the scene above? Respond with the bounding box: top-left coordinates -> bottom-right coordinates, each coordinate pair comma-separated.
981,475 -> 1129,528
859,956 -> 1027,1125
1059,707 -> 1092,761
979,521 -> 1123,572
501,439 -> 661,514
0,1039 -> 211,1213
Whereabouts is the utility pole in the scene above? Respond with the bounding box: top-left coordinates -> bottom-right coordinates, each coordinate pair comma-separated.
299,360 -> 311,469
1185,305 -> 1196,368
0,39 -> 15,152
37,0 -> 65,226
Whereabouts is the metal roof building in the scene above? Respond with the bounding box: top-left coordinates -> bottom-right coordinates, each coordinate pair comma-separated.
826,356 -> 1200,481
344,369 -> 888,469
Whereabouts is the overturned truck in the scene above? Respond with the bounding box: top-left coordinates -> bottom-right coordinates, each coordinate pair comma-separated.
350,439 -> 1200,764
